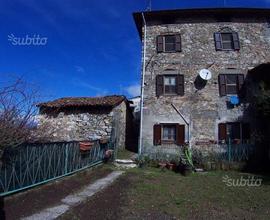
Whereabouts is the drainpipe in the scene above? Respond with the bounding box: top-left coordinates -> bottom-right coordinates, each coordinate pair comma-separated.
138,12 -> 147,155
171,104 -> 191,149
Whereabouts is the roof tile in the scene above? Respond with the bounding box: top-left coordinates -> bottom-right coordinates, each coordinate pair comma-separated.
37,95 -> 126,108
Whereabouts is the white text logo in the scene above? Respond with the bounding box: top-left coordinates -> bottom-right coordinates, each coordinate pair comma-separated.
8,34 -> 48,46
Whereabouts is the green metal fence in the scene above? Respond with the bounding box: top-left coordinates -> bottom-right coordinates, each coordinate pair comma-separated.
0,140 -> 111,196
218,143 -> 255,162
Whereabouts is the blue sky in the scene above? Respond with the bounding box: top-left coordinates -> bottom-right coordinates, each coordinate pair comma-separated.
1,0 -> 270,101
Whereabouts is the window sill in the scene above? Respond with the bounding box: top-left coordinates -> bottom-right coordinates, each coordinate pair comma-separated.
216,49 -> 240,52
159,94 -> 184,97
157,51 -> 181,54
220,94 -> 239,97
161,140 -> 176,145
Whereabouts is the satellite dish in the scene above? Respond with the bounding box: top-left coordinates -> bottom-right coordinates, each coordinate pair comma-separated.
199,69 -> 212,81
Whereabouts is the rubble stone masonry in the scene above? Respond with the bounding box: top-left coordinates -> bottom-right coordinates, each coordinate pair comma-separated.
141,19 -> 270,156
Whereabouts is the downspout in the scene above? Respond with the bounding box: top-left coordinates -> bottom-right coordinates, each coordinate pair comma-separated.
171,103 -> 191,149
138,12 -> 147,155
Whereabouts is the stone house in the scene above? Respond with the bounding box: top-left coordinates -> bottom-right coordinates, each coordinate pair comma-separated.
133,8 -> 270,156
37,95 -> 134,150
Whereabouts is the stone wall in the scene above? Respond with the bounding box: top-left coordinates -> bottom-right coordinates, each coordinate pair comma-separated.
37,101 -> 131,150
112,101 -> 127,150
37,110 -> 113,142
140,19 -> 270,155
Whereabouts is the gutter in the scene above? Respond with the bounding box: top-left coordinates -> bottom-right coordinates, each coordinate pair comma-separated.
171,103 -> 191,149
138,12 -> 147,155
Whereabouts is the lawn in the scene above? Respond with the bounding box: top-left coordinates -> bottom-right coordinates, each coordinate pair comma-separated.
60,166 -> 270,220
122,168 -> 270,219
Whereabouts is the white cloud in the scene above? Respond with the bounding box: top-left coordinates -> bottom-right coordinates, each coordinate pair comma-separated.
125,84 -> 141,97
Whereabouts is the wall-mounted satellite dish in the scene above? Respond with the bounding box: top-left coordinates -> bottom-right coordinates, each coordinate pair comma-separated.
199,69 -> 212,81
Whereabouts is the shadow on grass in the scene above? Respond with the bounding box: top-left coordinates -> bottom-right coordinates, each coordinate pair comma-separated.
0,197 -> 5,220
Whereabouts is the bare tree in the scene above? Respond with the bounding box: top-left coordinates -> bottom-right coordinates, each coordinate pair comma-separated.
0,78 -> 40,163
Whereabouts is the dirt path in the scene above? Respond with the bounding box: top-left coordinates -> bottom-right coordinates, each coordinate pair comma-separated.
22,171 -> 123,220
2,165 -> 113,220
58,172 -> 175,220
58,173 -> 131,220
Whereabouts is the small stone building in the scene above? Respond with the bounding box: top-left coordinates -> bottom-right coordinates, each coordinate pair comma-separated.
37,95 -> 134,150
133,8 -> 270,156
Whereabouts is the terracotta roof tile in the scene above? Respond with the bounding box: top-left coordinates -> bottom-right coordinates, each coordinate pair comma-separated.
37,95 -> 126,108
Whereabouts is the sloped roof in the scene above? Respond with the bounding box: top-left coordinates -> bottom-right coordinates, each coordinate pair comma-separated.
37,95 -> 126,108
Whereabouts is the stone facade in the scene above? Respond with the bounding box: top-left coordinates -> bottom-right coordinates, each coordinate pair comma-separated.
37,100 -> 132,150
38,110 -> 113,141
135,9 -> 270,156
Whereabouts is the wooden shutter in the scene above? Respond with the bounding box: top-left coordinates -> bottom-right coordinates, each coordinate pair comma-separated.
156,36 -> 163,53
232,32 -> 240,50
175,34 -> 181,52
156,75 -> 164,97
218,74 -> 226,96
218,123 -> 227,141
176,124 -> 185,145
176,75 -> 184,96
237,74 -> 245,96
153,124 -> 161,146
214,33 -> 222,50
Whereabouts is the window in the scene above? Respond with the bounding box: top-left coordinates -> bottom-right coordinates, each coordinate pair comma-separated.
226,75 -> 238,94
218,122 -> 250,144
157,35 -> 181,53
214,32 -> 240,51
218,74 -> 244,96
164,76 -> 176,94
162,125 -> 176,142
156,74 -> 184,97
153,124 -> 185,146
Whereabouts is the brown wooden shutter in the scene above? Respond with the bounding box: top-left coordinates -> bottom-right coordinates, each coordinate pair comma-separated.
237,74 -> 244,96
176,124 -> 185,145
214,33 -> 222,50
176,75 -> 184,96
218,74 -> 226,96
156,75 -> 164,97
153,124 -> 161,145
156,36 -> 163,53
175,34 -> 181,52
218,123 -> 227,141
232,32 -> 240,50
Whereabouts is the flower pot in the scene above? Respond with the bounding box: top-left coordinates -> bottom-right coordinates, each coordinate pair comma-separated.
158,162 -> 167,169
182,164 -> 193,176
100,138 -> 109,144
166,163 -> 174,170
79,141 -> 94,151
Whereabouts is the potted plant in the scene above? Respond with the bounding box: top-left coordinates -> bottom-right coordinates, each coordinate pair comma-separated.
182,163 -> 193,176
136,156 -> 150,168
180,146 -> 194,176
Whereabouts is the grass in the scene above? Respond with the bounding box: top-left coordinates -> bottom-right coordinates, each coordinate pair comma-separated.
122,167 -> 270,219
115,149 -> 136,159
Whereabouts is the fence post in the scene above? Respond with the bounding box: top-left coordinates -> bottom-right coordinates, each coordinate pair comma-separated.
64,143 -> 68,174
228,138 -> 231,162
